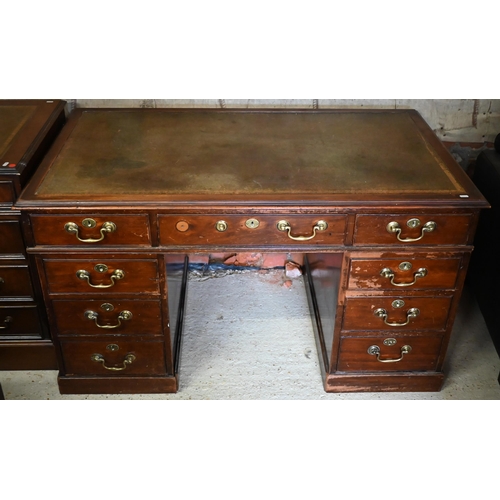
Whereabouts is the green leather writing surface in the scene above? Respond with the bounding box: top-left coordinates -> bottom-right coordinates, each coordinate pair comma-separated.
35,110 -> 462,198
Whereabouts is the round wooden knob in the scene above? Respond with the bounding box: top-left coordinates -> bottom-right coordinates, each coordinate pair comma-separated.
176,220 -> 190,232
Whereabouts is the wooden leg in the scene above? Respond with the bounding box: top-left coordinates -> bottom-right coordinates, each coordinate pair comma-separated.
0,383 -> 4,400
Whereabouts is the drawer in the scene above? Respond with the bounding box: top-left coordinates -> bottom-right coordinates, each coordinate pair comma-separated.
0,264 -> 34,298
52,299 -> 163,336
43,258 -> 160,295
353,214 -> 474,246
0,181 -> 15,205
60,339 -> 167,376
159,214 -> 347,246
30,214 -> 151,246
342,296 -> 452,332
337,335 -> 443,372
0,305 -> 42,339
348,255 -> 462,290
0,219 -> 25,256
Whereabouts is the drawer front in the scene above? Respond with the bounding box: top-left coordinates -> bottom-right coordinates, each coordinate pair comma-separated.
342,296 -> 452,332
0,265 -> 34,297
43,258 -> 160,295
60,339 -> 167,376
338,335 -> 443,372
30,214 -> 151,246
52,299 -> 163,336
348,256 -> 462,290
0,219 -> 25,256
354,214 -> 474,246
0,181 -> 15,204
159,214 -> 347,246
0,305 -> 42,338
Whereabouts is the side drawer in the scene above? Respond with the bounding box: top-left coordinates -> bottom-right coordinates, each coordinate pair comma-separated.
60,338 -> 167,376
353,214 -> 474,246
0,264 -> 34,298
159,214 -> 347,246
348,255 -> 462,291
30,214 -> 152,246
52,299 -> 163,336
0,181 -> 15,205
0,219 -> 25,256
43,258 -> 160,295
337,335 -> 443,372
0,305 -> 43,339
342,296 -> 453,332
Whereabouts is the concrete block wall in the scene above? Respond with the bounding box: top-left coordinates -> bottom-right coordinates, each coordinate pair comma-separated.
69,99 -> 500,143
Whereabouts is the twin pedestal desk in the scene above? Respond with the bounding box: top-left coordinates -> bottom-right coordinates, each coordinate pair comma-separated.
12,108 -> 488,394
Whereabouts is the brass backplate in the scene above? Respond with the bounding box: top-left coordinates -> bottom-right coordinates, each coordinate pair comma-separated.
215,220 -> 228,232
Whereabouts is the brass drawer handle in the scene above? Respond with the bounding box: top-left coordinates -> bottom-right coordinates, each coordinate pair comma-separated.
277,220 -> 328,241
380,267 -> 428,287
0,316 -> 13,330
367,344 -> 412,363
374,307 -> 420,327
64,221 -> 117,243
84,310 -> 133,329
386,220 -> 436,242
0,277 -> 4,284
91,353 -> 136,371
76,269 -> 125,288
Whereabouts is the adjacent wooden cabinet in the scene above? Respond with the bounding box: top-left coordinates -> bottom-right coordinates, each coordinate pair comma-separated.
15,108 -> 488,394
0,100 -> 66,369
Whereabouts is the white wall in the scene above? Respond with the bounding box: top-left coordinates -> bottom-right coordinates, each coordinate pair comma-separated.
71,99 -> 500,143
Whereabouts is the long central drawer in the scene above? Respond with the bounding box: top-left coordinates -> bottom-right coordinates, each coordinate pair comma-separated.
159,214 -> 348,246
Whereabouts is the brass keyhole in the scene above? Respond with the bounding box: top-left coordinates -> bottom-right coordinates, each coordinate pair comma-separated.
106,344 -> 119,351
101,303 -> 114,312
82,218 -> 97,228
94,264 -> 108,273
407,218 -> 421,229
392,300 -> 405,309
399,262 -> 412,271
245,218 -> 260,229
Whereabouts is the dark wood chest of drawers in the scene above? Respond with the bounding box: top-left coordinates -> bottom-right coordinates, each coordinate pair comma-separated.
0,100 -> 66,369
15,108 -> 488,394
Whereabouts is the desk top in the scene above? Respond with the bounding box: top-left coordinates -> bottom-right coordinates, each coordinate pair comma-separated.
0,105 -> 36,158
17,108 -> 487,208
0,100 -> 66,177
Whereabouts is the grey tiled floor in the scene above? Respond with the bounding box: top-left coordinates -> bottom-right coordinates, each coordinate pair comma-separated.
1,270 -> 499,399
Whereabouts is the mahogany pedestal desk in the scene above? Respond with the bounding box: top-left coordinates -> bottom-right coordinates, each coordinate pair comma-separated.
0,100 -> 66,371
15,108 -> 488,394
